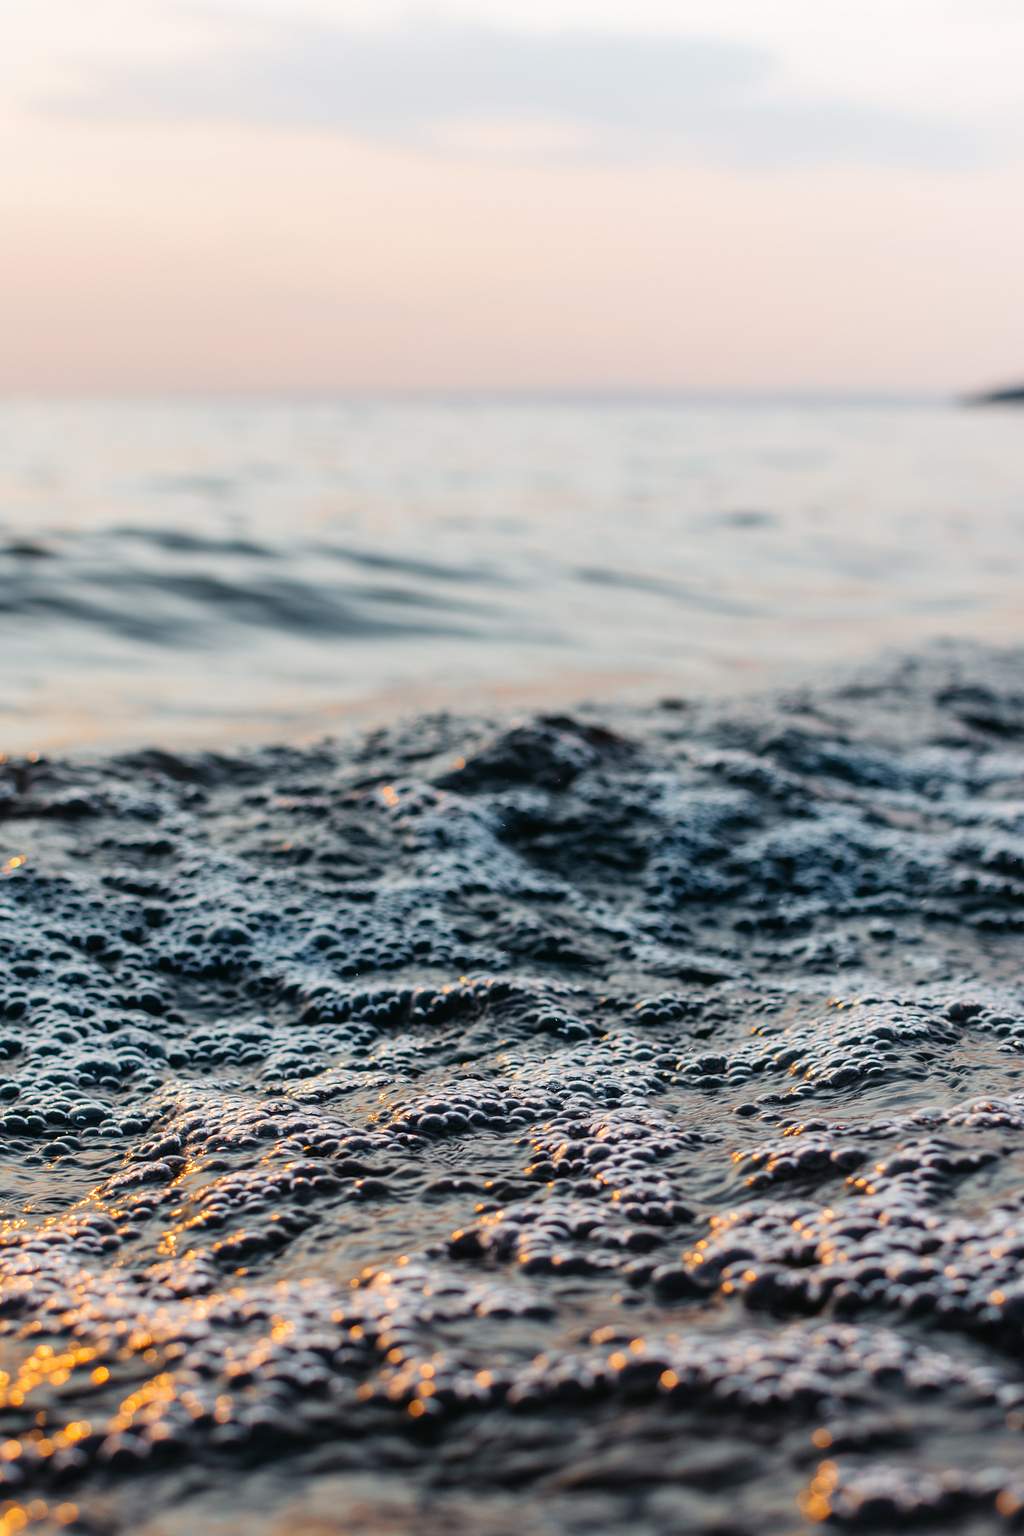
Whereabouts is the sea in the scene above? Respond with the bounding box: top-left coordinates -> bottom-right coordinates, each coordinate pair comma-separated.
1,395 -> 1023,756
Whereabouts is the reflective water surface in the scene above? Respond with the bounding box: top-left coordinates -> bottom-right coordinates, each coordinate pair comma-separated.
1,397 -> 1023,754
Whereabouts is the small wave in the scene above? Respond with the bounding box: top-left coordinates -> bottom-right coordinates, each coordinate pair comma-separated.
0,560 -> 493,645
317,542 -> 507,583
574,564 -> 763,615
115,526 -> 273,558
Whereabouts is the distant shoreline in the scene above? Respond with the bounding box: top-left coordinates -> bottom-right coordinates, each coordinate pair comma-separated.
964,383 -> 1024,405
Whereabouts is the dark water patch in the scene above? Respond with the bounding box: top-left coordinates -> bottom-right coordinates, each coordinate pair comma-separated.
319,543 -> 509,584
0,558 -> 491,645
718,510 -> 780,528
0,587 -> 189,645
1,541 -> 54,559
574,564 -> 764,614
115,527 -> 274,558
937,685 -> 1024,739
101,572 -> 487,637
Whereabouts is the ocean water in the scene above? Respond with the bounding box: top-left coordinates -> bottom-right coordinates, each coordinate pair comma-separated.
1,396 -> 1023,755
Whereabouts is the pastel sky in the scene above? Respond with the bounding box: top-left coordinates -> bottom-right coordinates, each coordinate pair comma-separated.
3,0 -> 1024,393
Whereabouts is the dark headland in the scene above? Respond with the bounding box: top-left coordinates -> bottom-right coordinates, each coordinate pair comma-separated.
4,642 -> 1024,1533
965,383 -> 1024,405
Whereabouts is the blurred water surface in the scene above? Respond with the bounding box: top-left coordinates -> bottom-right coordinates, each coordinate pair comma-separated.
1,397 -> 1023,753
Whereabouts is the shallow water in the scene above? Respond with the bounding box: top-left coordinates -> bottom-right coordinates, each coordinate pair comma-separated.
2,397 -> 1024,754
2,646 -> 1024,1532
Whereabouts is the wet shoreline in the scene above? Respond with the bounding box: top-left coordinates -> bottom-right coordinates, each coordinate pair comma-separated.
3,643 -> 1024,1533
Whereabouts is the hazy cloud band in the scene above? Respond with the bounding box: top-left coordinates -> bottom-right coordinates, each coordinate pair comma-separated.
56,19 -> 989,169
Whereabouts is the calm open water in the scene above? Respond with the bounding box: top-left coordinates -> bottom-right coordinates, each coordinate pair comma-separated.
1,396 -> 1023,755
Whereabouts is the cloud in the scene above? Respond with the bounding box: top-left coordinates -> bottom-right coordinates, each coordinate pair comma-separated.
54,17 -> 989,169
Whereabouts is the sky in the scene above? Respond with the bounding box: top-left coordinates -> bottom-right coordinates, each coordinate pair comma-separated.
2,0 -> 1024,394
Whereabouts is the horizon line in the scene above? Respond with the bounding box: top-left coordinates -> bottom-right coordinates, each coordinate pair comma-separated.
0,385 -> 982,409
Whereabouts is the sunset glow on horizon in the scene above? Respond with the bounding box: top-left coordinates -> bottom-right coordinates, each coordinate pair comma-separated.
3,0 -> 1024,396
